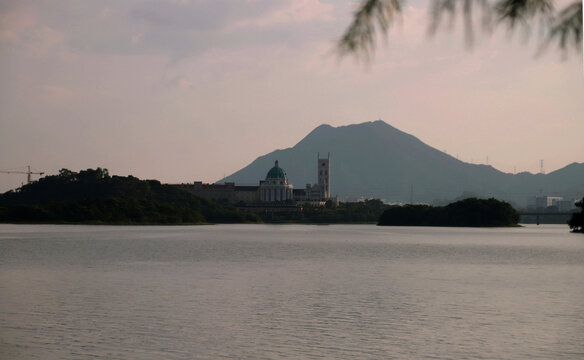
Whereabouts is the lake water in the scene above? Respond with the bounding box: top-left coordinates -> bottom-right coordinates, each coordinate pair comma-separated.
1,224 -> 583,359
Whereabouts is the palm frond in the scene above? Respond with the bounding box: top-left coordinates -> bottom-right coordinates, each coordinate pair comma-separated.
494,0 -> 554,27
546,2 -> 582,51
337,0 -> 403,60
338,0 -> 582,58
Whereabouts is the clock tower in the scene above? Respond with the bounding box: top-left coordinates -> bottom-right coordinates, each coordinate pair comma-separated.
317,152 -> 330,199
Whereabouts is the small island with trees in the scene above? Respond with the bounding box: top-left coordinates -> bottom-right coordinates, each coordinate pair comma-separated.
378,198 -> 520,227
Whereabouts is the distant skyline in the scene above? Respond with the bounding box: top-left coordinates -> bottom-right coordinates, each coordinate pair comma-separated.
1,0 -> 583,193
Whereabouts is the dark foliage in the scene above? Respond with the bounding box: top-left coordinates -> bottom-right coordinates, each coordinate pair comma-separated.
260,199 -> 389,223
338,0 -> 402,60
378,197 -> 519,227
0,168 -> 261,225
568,198 -> 584,232
339,0 -> 582,60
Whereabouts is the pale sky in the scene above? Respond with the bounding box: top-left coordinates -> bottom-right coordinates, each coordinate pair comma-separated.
1,0 -> 583,192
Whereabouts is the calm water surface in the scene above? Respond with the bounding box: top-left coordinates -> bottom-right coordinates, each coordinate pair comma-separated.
1,224 -> 583,359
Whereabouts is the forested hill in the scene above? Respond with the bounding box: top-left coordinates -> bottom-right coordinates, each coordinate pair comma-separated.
0,168 -> 260,224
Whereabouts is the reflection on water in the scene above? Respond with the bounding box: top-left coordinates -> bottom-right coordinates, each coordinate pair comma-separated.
1,224 -> 583,359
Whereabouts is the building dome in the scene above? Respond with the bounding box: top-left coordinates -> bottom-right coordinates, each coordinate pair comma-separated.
260,160 -> 293,202
266,160 -> 287,181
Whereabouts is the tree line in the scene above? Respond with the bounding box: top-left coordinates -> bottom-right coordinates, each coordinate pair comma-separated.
2,169 -> 579,229
0,168 -> 260,224
259,199 -> 389,223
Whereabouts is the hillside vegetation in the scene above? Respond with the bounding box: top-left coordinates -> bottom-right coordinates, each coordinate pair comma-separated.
0,168 -> 260,224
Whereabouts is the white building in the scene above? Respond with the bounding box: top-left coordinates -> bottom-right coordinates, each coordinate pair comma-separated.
177,154 -> 336,205
259,161 -> 294,202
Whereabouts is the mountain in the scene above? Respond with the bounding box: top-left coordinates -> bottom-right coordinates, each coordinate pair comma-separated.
222,120 -> 584,206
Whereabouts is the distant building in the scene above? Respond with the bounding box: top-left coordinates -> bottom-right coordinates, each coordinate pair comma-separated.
173,154 -> 337,207
530,196 -> 576,211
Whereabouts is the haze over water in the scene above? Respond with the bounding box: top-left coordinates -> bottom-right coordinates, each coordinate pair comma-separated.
1,224 -> 583,359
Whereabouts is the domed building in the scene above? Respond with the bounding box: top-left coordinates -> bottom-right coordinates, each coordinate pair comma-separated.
174,154 -> 336,207
259,160 -> 293,202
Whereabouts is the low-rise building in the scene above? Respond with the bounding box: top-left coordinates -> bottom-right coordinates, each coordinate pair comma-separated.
173,154 -> 337,208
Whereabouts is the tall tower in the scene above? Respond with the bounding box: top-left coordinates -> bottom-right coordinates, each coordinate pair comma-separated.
317,152 -> 330,198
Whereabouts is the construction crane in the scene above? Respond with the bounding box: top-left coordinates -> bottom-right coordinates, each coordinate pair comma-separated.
0,166 -> 45,185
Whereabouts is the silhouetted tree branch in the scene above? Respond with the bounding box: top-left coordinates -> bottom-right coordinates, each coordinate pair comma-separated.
338,0 -> 403,60
544,2 -> 582,52
339,0 -> 582,59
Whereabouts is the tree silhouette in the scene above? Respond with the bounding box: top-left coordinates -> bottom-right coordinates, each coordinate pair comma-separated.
377,198 -> 519,227
338,0 -> 582,60
568,198 -> 584,232
0,169 -> 261,224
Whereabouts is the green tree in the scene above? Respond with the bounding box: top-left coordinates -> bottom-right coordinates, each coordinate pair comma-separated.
339,0 -> 582,59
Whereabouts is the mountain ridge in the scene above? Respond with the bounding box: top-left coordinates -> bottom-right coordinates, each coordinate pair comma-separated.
222,121 -> 583,205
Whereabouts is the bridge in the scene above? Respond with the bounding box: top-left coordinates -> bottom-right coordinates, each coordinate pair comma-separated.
517,211 -> 576,225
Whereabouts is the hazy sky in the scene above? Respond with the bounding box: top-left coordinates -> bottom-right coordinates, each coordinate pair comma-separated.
1,0 -> 582,192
